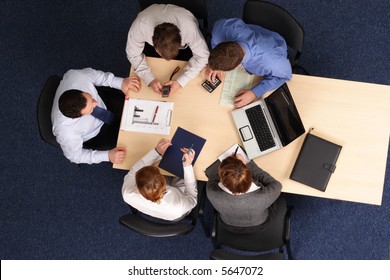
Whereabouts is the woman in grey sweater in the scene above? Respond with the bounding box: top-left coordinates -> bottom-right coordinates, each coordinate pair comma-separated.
206,154 -> 286,232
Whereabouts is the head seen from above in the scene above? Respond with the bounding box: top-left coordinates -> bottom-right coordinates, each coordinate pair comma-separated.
219,155 -> 252,194
136,165 -> 167,203
153,22 -> 182,60
59,90 -> 97,118
209,42 -> 245,71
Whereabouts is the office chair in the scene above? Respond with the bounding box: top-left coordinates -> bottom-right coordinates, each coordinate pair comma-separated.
37,75 -> 61,148
209,206 -> 293,260
119,181 -> 209,238
137,0 -> 209,60
243,0 -> 309,74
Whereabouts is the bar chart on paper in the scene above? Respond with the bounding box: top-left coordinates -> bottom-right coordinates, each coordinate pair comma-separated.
120,99 -> 174,135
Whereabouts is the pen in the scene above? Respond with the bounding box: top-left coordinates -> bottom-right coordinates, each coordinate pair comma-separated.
234,146 -> 239,156
182,144 -> 194,162
151,105 -> 159,124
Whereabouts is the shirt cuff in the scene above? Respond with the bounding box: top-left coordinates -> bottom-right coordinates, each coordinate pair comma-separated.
183,165 -> 196,182
111,76 -> 124,90
152,148 -> 162,159
96,150 -> 110,162
176,75 -> 189,87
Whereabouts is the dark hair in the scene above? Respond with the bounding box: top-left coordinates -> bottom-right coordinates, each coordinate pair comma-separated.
58,89 -> 86,118
218,156 -> 252,194
152,23 -> 181,60
136,165 -> 167,203
209,42 -> 244,71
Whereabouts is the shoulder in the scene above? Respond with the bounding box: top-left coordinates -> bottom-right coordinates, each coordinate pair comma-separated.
214,18 -> 246,29
62,68 -> 98,83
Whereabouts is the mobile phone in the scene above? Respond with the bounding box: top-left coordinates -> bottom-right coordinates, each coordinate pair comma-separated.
202,76 -> 222,93
162,85 -> 171,97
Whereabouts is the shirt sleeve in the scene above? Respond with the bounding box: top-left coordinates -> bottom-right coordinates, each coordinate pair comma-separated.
84,68 -> 123,90
181,165 -> 198,205
252,76 -> 288,98
56,129 -> 109,164
247,161 -> 282,206
176,28 -> 209,87
125,22 -> 156,86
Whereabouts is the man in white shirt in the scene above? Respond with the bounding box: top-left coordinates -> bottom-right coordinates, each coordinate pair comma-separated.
122,138 -> 198,221
126,4 -> 209,95
51,68 -> 140,164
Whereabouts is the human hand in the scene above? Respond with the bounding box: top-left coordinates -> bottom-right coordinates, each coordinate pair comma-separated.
121,76 -> 141,97
149,79 -> 163,94
233,89 -> 256,108
181,147 -> 195,167
205,66 -> 223,83
162,80 -> 181,95
155,138 -> 172,156
108,147 -> 126,164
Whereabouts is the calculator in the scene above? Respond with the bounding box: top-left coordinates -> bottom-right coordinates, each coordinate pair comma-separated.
202,77 -> 222,93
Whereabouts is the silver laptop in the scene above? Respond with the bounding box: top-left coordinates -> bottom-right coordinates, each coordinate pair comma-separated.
232,83 -> 305,159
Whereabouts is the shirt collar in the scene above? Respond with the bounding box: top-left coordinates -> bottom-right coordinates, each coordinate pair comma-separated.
238,41 -> 251,65
218,181 -> 260,195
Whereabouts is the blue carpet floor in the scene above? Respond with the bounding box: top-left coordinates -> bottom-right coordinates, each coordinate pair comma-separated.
0,0 -> 389,260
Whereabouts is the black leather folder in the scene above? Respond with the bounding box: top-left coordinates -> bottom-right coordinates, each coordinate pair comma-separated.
290,132 -> 342,191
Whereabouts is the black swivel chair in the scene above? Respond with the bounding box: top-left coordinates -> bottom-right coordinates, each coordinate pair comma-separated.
243,0 -> 309,74
137,0 -> 209,60
119,181 -> 209,238
209,206 -> 293,260
37,75 -> 61,148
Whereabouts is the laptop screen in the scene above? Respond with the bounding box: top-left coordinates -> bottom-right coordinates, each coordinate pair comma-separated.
265,84 -> 305,146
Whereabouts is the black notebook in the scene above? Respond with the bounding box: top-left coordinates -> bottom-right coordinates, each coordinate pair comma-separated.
158,127 -> 206,179
290,132 -> 342,191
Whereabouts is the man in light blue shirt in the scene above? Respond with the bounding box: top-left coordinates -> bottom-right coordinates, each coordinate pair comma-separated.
205,18 -> 292,108
51,68 -> 140,164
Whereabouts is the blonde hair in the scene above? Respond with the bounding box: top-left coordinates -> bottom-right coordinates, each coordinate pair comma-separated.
219,156 -> 252,194
136,166 -> 166,203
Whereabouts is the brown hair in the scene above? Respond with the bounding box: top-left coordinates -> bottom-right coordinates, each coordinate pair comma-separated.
152,23 -> 181,60
218,156 -> 252,194
208,42 -> 244,71
136,165 -> 166,203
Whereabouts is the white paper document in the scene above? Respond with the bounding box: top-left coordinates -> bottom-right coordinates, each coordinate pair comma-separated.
121,99 -> 173,135
218,144 -> 250,162
219,68 -> 255,107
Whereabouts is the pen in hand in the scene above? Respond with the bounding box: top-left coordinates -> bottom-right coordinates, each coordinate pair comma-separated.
182,144 -> 194,162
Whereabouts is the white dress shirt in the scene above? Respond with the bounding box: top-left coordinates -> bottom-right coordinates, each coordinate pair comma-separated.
126,4 -> 209,87
122,149 -> 198,221
51,68 -> 123,164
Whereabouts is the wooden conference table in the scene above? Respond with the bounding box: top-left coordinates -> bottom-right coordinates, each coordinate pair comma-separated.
114,57 -> 390,206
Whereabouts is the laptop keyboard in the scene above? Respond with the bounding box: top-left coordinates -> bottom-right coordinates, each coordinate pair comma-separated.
245,105 -> 276,151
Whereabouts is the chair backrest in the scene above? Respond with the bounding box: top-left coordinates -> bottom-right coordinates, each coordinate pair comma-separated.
211,207 -> 292,259
138,0 -> 208,36
242,0 -> 304,66
119,181 -> 208,237
37,75 -> 61,148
